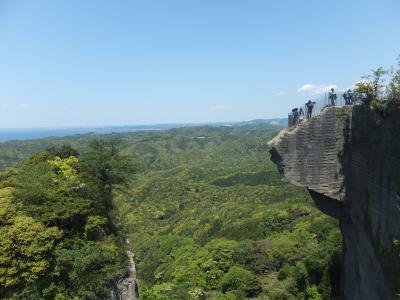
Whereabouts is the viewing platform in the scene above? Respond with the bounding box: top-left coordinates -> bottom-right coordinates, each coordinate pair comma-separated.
288,91 -> 365,127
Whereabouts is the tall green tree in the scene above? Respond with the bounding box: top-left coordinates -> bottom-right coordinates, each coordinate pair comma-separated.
80,138 -> 135,213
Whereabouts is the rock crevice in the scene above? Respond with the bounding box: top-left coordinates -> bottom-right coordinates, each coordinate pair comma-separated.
111,238 -> 139,300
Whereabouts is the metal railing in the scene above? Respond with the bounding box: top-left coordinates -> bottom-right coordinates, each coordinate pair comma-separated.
288,91 -> 366,127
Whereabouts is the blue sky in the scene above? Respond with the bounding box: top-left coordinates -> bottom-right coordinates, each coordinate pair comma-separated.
0,0 -> 399,128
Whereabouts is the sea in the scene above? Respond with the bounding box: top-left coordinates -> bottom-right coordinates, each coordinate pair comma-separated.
0,119 -> 286,143
0,126 -> 172,143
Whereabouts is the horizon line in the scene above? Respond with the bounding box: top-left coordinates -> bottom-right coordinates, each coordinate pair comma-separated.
0,117 -> 287,131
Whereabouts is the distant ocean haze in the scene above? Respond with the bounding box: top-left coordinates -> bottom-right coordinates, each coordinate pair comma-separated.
0,127 -> 161,143
0,119 -> 286,143
0,128 -> 88,142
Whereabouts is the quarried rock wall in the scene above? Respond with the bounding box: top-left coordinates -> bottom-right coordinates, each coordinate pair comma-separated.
268,105 -> 400,300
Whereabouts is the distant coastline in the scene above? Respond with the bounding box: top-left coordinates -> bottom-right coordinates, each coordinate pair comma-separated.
0,119 -> 286,143
0,126 -> 170,143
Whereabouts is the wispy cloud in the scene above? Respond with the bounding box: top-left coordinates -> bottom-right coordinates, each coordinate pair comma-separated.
20,103 -> 30,109
0,103 -> 30,111
297,84 -> 316,93
210,105 -> 232,111
297,84 -> 337,95
275,91 -> 287,96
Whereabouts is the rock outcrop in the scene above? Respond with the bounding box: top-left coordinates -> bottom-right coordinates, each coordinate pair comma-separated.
268,105 -> 400,299
111,239 -> 139,300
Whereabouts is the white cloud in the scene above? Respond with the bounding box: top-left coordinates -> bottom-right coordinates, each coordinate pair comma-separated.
210,105 -> 232,111
275,91 -> 287,96
297,84 -> 337,95
297,84 -> 316,93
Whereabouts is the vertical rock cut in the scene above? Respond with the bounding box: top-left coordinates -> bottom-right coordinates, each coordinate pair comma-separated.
268,105 -> 400,300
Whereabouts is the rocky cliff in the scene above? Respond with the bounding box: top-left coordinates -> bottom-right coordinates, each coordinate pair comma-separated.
111,239 -> 138,300
268,105 -> 400,299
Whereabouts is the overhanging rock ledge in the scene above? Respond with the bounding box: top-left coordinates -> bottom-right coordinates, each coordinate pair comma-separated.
268,105 -> 400,300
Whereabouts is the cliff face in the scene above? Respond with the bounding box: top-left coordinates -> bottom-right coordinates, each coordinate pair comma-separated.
111,239 -> 138,300
268,105 -> 400,299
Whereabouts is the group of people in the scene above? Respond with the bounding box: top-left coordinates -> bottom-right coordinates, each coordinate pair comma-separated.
291,88 -> 355,125
343,89 -> 355,105
291,99 -> 315,125
328,88 -> 354,106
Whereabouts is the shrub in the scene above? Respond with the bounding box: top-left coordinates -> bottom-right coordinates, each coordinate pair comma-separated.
306,285 -> 322,300
84,215 -> 108,240
219,266 -> 261,297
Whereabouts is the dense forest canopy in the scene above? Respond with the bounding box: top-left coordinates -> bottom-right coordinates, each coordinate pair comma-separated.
0,139 -> 132,299
0,124 -> 341,299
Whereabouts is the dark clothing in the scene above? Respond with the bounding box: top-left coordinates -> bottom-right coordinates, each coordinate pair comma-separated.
329,91 -> 337,106
292,108 -> 299,125
293,112 -> 299,124
306,102 -> 314,119
343,91 -> 354,105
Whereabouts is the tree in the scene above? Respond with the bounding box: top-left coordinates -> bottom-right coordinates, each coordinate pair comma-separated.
370,67 -> 389,99
80,138 -> 135,212
46,145 -> 79,159
14,155 -> 92,227
306,285 -> 322,300
0,187 -> 61,296
388,70 -> 400,102
0,215 -> 61,290
356,67 -> 389,101
54,237 -> 123,300
387,56 -> 400,103
0,144 -> 130,299
219,266 -> 261,297
0,187 -> 19,225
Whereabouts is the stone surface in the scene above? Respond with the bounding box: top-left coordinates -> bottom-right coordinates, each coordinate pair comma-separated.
268,106 -> 352,201
269,105 -> 400,300
111,239 -> 138,300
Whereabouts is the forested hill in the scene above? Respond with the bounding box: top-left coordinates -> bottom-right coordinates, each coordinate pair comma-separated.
113,124 -> 342,299
0,123 -> 283,170
0,124 -> 341,299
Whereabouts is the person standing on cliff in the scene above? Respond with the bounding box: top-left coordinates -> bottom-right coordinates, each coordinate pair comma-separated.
306,100 -> 314,119
343,89 -> 354,105
329,88 -> 337,106
292,107 -> 299,125
299,108 -> 305,123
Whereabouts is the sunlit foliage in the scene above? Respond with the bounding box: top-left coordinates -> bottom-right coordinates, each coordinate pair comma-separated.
0,141 -> 132,299
0,125 -> 341,299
